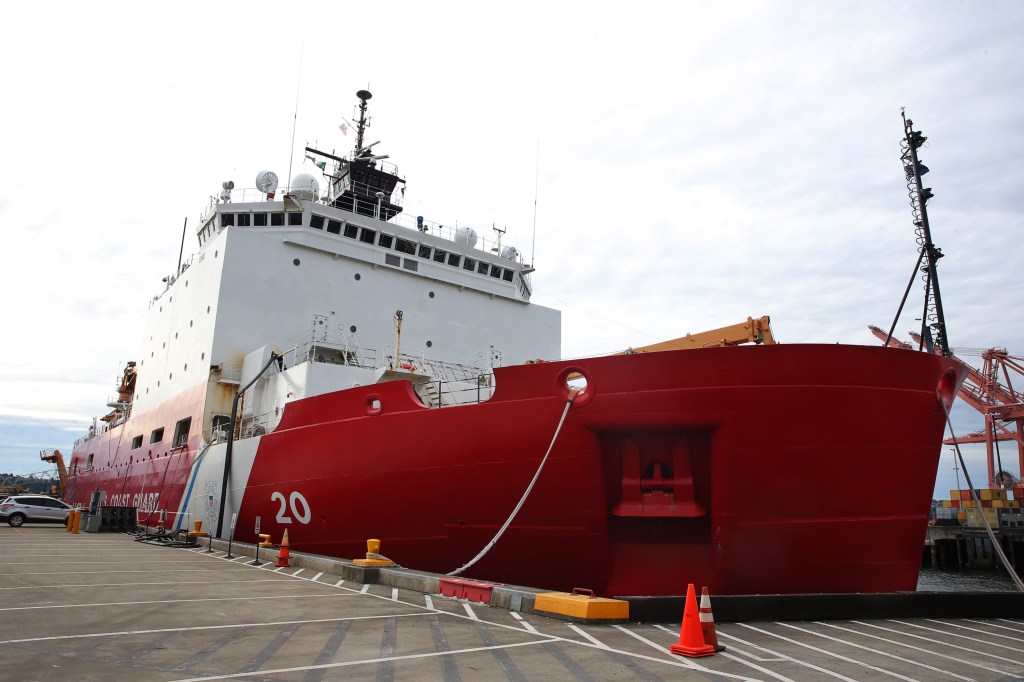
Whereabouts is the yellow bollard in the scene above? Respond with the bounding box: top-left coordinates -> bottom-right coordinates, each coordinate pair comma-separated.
66,510 -> 73,533
71,509 -> 81,534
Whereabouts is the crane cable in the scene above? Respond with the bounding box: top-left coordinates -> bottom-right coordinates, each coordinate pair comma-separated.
448,388 -> 580,577
941,399 -> 1024,592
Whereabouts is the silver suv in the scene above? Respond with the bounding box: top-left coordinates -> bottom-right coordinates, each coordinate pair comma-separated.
0,495 -> 73,527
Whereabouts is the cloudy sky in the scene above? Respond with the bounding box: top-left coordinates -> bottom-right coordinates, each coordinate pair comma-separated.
1,1 -> 1021,499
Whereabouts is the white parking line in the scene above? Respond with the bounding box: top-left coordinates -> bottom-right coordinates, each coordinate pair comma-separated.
612,625 -> 753,679
740,623 -> 918,681
779,622 -> 974,681
819,621 -> 1008,678
889,620 -> 1024,655
359,584 -> 370,594
924,618 -> 1024,644
510,611 -> 539,634
853,621 -> 1018,671
390,588 -> 399,601
462,603 -> 478,620
311,572 -> 323,582
423,594 -> 434,610
565,624 -> 609,649
0,593 -> 356,612
717,630 -> 860,682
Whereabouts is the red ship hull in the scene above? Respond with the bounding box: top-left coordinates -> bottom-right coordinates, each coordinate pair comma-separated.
68,344 -> 965,596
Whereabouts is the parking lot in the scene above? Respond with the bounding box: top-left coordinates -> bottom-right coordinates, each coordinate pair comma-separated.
2,525 -> 1023,681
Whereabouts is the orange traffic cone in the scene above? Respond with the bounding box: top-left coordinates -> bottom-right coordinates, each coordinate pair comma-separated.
699,586 -> 725,652
669,583 -> 715,657
275,529 -> 291,567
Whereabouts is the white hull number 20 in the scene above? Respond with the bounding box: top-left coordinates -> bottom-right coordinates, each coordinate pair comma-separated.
271,491 -> 311,524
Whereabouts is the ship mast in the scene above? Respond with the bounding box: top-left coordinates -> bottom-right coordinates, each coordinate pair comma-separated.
883,110 -> 951,357
354,89 -> 372,154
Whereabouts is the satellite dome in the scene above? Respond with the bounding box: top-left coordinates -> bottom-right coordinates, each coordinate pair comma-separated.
454,227 -> 478,249
291,173 -> 320,201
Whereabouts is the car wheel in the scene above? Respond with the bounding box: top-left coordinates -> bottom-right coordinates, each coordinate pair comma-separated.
8,513 -> 25,527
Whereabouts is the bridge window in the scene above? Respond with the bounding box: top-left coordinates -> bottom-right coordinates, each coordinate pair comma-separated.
327,219 -> 341,234
385,254 -> 400,267
253,213 -> 268,227
221,213 -> 235,227
490,266 -> 502,279
378,233 -> 394,249
403,259 -> 418,272
447,253 -> 461,267
503,269 -> 514,282
418,245 -> 432,259
477,261 -> 489,275
271,213 -> 285,226
310,215 -> 325,230
394,238 -> 415,255
288,213 -> 303,226
360,229 -> 376,244
150,427 -> 164,444
463,257 -> 477,272
433,249 -> 447,263
344,224 -> 358,239
237,214 -> 251,227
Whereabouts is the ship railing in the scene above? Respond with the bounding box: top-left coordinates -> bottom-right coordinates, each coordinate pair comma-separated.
422,374 -> 495,408
207,184 -> 530,270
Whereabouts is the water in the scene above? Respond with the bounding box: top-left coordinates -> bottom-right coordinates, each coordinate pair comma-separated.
916,567 -> 1020,592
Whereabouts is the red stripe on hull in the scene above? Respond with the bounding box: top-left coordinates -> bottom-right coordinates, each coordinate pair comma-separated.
65,383 -> 206,523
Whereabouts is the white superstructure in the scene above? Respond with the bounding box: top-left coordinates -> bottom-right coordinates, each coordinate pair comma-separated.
121,92 -> 559,447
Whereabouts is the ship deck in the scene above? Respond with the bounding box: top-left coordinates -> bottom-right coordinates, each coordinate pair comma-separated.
3,524 -> 1024,681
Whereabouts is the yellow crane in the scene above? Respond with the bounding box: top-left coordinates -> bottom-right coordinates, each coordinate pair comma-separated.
40,449 -> 68,498
625,316 -> 776,353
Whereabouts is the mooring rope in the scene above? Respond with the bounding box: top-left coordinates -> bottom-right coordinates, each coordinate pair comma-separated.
941,399 -> 1024,592
447,388 -> 579,577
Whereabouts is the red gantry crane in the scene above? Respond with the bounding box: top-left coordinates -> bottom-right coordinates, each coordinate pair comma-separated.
869,325 -> 1024,494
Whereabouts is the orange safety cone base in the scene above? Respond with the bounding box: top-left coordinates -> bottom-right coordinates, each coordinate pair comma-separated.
670,642 -> 716,657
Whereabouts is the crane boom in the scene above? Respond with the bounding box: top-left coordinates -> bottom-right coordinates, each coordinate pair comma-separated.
626,316 -> 776,354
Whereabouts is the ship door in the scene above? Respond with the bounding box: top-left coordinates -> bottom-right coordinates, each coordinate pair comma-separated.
312,315 -> 329,342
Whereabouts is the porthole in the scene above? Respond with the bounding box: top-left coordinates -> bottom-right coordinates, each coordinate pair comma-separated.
162,342 -> 166,349
169,373 -> 173,380
201,352 -> 205,360
426,340 -> 433,348
429,291 -> 435,299
293,258 -> 301,266
207,306 -> 211,313
184,364 -> 188,372
175,332 -> 178,339
215,250 -> 219,258
354,273 -> 361,281
170,296 -> 173,302
157,381 -> 161,387
350,325 -> 357,333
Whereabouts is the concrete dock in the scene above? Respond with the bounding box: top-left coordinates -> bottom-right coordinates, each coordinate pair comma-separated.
2,524 -> 1023,681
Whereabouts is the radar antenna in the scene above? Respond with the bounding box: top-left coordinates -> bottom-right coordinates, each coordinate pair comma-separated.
354,89 -> 372,154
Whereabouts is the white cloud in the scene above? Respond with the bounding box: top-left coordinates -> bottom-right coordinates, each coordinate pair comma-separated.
0,1 -> 1021,494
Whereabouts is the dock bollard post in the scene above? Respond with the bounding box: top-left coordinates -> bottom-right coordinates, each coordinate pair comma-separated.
71,509 -> 81,534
